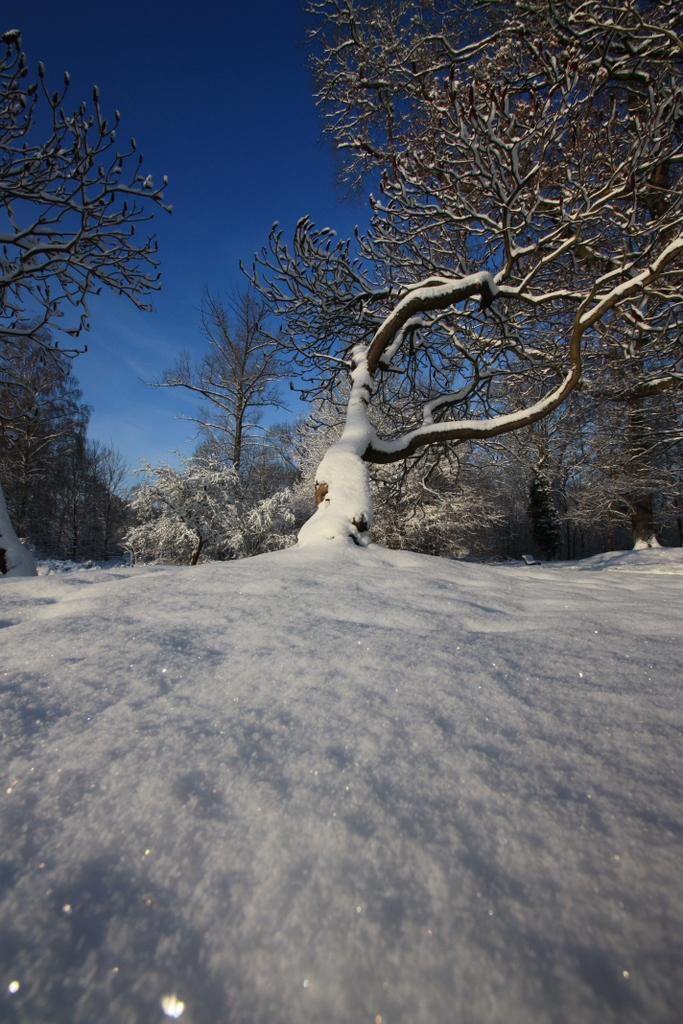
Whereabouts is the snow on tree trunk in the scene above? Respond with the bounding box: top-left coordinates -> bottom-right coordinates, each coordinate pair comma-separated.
0,481 -> 37,577
633,535 -> 662,549
190,534 -> 203,566
298,350 -> 374,548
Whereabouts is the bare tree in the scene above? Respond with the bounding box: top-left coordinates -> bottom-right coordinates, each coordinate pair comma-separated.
89,442 -> 129,561
153,287 -> 288,473
248,0 -> 682,549
0,29 -> 169,575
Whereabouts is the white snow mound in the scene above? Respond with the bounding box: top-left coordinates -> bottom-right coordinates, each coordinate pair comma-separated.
0,544 -> 681,1024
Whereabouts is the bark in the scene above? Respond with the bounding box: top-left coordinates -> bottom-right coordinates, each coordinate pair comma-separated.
0,481 -> 37,577
626,383 -> 659,548
233,406 -> 243,472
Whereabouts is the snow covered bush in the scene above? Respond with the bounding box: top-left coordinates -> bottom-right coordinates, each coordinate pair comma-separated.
241,489 -> 298,558
125,455 -> 296,566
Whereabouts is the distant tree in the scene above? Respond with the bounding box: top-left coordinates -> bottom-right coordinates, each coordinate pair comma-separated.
0,341 -> 131,560
527,467 -> 561,561
0,29 -> 169,576
549,381 -> 683,550
249,0 -> 683,550
0,336 -> 88,546
370,459 -> 505,559
152,287 -> 288,473
580,327 -> 683,546
51,439 -> 130,561
88,442 -> 129,560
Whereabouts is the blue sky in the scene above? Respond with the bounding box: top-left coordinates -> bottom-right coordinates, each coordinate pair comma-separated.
6,0 -> 368,473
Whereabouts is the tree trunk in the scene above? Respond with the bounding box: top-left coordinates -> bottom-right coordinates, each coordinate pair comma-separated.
233,396 -> 244,473
190,534 -> 203,566
626,411 -> 659,548
631,493 -> 660,548
623,325 -> 661,547
18,452 -> 31,535
102,496 -> 112,561
627,395 -> 659,548
298,353 -> 374,548
0,481 -> 37,577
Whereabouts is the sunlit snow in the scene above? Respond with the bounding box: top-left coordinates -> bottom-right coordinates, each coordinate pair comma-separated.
0,544 -> 681,1023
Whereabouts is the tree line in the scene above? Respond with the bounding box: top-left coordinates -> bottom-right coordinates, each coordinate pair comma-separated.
2,283 -> 680,566
118,278 -> 683,566
0,338 -> 129,562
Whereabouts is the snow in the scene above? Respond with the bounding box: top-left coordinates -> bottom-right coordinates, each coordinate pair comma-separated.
0,487 -> 36,578
366,272 -> 499,372
1,544 -> 682,1023
299,351 -> 374,547
579,236 -> 683,329
633,535 -> 662,550
370,367 -> 578,456
36,558 -> 109,576
297,445 -> 373,546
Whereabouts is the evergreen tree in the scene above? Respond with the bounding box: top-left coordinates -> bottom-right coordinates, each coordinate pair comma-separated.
528,468 -> 561,561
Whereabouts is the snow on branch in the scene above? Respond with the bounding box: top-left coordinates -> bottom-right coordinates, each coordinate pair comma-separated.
253,1 -> 683,544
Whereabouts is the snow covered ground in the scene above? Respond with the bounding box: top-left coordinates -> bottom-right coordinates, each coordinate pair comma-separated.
1,544 -> 682,1024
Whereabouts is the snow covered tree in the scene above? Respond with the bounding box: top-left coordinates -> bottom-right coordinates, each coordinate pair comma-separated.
248,0 -> 683,550
126,457 -> 243,566
125,455 -> 295,566
561,385 -> 683,552
0,29 -> 169,576
239,488 -> 297,558
371,451 -> 508,558
293,399 -> 509,557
